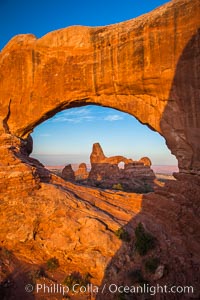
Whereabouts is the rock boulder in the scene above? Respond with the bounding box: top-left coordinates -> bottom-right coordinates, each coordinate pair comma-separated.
61,164 -> 75,182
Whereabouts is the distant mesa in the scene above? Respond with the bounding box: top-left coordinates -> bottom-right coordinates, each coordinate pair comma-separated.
61,143 -> 156,193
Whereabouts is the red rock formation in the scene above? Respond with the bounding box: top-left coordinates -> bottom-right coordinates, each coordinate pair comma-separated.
90,143 -> 106,164
139,157 -> 152,167
97,174 -> 200,299
90,143 -> 133,165
0,171 -> 143,284
88,143 -> 155,192
0,0 -> 199,174
0,0 -> 199,296
61,164 -> 75,182
75,163 -> 89,180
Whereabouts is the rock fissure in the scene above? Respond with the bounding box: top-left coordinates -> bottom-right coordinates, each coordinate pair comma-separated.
2,99 -> 11,134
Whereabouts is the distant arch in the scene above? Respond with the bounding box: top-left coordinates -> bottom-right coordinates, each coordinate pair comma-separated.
118,162 -> 125,169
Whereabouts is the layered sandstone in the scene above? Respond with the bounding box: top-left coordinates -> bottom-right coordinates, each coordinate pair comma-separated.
0,166 -> 200,299
88,143 -> 156,192
75,163 -> 89,181
0,170 -> 143,285
0,0 -> 199,174
97,174 -> 200,300
61,143 -> 156,192
0,0 -> 200,298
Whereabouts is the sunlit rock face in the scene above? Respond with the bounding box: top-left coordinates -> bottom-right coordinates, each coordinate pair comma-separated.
75,163 -> 89,180
61,143 -> 156,192
0,0 -> 200,294
88,143 -> 156,192
0,0 -> 199,174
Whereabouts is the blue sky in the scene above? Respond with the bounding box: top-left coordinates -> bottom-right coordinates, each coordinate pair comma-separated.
31,105 -> 177,166
0,0 -> 169,50
0,0 -> 177,166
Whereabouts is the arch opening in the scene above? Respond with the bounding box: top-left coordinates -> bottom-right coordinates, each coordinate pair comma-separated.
30,105 -> 178,193
0,0 -> 199,176
118,162 -> 125,169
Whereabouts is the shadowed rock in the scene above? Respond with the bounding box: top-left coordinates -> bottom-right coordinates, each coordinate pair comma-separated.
62,164 -> 75,182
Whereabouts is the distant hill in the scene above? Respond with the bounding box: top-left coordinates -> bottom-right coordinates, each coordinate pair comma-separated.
151,165 -> 178,175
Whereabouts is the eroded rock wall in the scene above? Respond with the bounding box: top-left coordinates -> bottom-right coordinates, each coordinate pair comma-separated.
88,143 -> 156,192
0,0 -> 200,296
75,163 -> 89,181
0,0 -> 199,173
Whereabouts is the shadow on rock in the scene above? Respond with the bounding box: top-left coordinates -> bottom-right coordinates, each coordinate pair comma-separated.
97,30 -> 200,300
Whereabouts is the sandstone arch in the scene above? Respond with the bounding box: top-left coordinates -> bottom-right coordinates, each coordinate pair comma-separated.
0,0 -> 199,175
139,157 -> 152,167
0,1 -> 200,293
